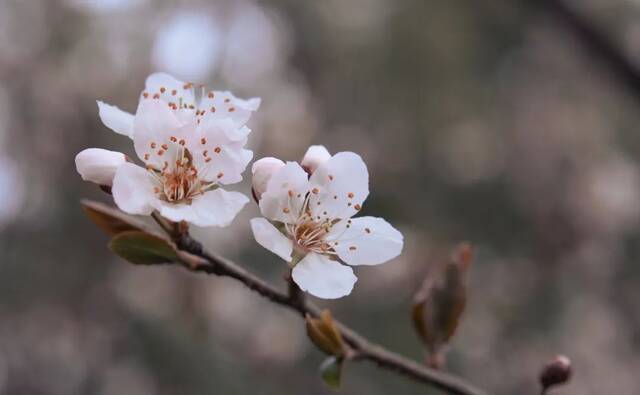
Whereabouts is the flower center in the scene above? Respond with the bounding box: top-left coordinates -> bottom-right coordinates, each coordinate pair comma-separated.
292,219 -> 333,254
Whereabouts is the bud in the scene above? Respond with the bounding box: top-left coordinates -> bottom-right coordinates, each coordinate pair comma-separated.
251,157 -> 285,202
539,355 -> 572,393
301,145 -> 331,175
305,310 -> 347,357
75,148 -> 127,187
412,243 -> 473,369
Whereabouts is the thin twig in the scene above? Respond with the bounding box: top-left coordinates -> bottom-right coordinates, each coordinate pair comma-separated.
151,215 -> 488,395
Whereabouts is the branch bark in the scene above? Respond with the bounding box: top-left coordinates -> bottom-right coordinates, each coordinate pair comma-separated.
157,221 -> 488,395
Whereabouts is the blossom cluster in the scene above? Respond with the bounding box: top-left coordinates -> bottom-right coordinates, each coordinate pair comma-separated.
76,73 -> 403,299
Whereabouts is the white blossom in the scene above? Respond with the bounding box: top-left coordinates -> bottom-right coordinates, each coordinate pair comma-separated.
97,72 -> 261,139
79,72 -> 260,227
75,148 -> 127,186
250,149 -> 404,299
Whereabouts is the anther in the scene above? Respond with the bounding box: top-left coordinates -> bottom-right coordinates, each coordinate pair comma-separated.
312,188 -> 319,194
157,149 -> 165,156
144,154 -> 150,160
348,192 -> 354,199
205,157 -> 212,163
214,147 -> 221,154
171,89 -> 177,96
217,172 -> 224,179
201,138 -> 206,145
210,106 -> 216,113
224,98 -> 231,103
179,139 -> 185,146
349,246 -> 357,251
228,107 -> 236,112
161,144 -> 168,150
354,204 -> 361,210
208,92 -> 214,98
160,87 -> 166,93
142,92 -> 149,98
170,136 -> 177,142
150,142 -> 157,149
365,228 -> 371,233
283,208 -> 290,214
203,150 -> 208,157
153,93 -> 160,99
328,175 -> 334,180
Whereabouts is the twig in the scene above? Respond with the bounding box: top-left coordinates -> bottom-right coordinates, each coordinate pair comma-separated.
540,0 -> 640,102
151,216 -> 488,395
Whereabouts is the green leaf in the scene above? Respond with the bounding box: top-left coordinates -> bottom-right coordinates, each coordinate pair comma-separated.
320,356 -> 343,390
81,199 -> 148,236
109,231 -> 178,265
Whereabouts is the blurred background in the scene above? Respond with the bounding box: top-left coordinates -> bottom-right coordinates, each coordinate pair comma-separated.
1,0 -> 640,394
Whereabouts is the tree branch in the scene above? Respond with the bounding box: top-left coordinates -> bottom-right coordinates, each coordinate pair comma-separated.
156,221 -> 488,395
540,0 -> 640,102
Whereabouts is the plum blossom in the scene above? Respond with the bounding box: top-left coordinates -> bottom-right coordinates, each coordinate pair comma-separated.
97,72 -> 260,139
250,147 -> 404,299
76,72 -> 260,227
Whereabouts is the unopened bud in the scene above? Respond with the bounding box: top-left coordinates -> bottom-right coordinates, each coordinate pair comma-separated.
75,148 -> 127,187
301,145 -> 331,176
540,355 -> 572,393
251,157 -> 285,202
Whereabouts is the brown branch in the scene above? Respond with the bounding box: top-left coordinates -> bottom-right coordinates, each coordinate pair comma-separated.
153,217 -> 488,395
540,0 -> 640,102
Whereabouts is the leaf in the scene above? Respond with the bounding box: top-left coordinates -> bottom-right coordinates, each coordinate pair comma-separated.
320,356 -> 343,390
81,199 -> 147,236
109,231 -> 178,265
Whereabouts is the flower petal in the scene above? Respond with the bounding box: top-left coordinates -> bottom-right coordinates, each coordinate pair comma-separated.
251,157 -> 285,201
308,152 -> 369,221
301,145 -> 331,175
291,253 -> 357,299
158,188 -> 248,227
75,148 -> 127,186
191,118 -> 253,185
143,72 -> 196,109
97,101 -> 134,138
250,217 -> 293,262
199,90 -> 260,128
112,163 -> 159,215
259,162 -> 309,223
327,216 -> 403,266
133,98 -> 191,168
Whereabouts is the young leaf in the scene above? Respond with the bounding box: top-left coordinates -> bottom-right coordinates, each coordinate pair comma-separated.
81,199 -> 147,236
109,231 -> 178,265
320,356 -> 343,389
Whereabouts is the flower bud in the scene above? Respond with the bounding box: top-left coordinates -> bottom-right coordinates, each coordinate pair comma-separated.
251,157 -> 285,202
539,355 -> 572,393
301,145 -> 331,176
75,148 -> 127,186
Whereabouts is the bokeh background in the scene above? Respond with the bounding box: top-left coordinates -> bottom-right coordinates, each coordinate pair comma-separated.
1,0 -> 640,394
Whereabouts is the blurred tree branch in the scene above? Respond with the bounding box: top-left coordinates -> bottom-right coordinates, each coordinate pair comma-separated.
541,0 -> 640,102
147,216 -> 488,395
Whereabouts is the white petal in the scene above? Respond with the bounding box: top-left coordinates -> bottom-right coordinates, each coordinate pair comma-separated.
251,157 -> 285,201
75,148 -> 126,186
327,216 -> 403,266
308,152 -> 369,221
258,162 -> 309,223
133,99 -> 192,168
143,72 -> 196,109
191,118 -> 253,185
158,188 -> 249,227
199,90 -> 260,128
112,163 -> 159,215
291,253 -> 357,299
301,145 -> 331,175
250,217 -> 293,262
97,101 -> 134,138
